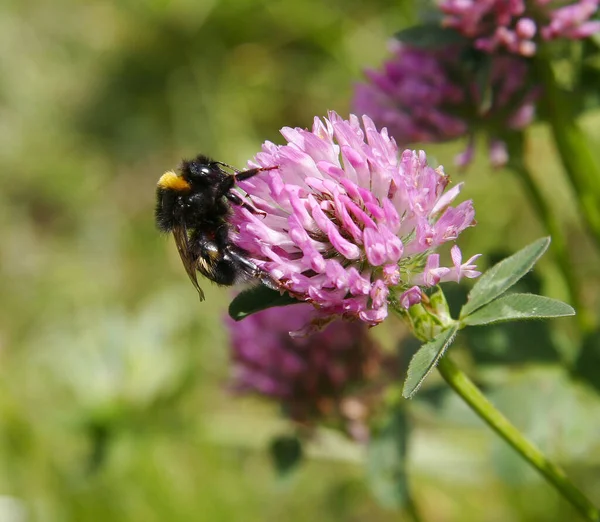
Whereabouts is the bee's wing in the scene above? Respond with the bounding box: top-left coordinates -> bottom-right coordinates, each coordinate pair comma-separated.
172,225 -> 205,301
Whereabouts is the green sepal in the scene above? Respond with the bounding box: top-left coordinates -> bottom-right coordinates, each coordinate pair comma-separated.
394,24 -> 466,49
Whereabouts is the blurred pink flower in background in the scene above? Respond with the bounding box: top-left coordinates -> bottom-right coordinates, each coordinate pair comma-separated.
231,112 -> 480,326
226,303 -> 381,431
353,42 -> 539,168
353,45 -> 468,145
440,0 -> 600,56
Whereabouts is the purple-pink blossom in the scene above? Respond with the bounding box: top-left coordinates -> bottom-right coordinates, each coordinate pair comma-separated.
440,0 -> 600,56
231,112 -> 480,325
353,42 -> 539,168
227,304 -> 381,426
353,44 -> 468,145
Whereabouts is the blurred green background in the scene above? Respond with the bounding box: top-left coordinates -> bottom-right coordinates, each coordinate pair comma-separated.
1,1 -> 600,521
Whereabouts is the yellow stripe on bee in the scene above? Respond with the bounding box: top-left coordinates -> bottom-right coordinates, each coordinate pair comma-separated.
157,170 -> 191,191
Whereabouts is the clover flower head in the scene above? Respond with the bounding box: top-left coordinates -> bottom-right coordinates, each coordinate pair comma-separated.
353,43 -> 468,145
231,112 -> 480,326
440,0 -> 600,56
353,43 -> 539,168
227,304 -> 380,426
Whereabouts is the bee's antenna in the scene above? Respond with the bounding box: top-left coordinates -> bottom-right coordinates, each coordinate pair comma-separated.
214,161 -> 238,172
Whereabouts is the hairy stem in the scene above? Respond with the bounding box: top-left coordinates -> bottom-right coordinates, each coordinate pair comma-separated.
437,355 -> 599,522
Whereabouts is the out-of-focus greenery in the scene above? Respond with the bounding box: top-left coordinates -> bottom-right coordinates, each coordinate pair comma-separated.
1,1 -> 600,521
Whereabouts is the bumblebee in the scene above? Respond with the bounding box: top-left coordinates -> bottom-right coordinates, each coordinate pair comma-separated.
155,154 -> 277,300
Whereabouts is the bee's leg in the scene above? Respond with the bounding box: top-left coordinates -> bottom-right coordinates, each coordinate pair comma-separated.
224,246 -> 279,290
234,165 -> 278,182
215,161 -> 278,180
225,191 -> 266,216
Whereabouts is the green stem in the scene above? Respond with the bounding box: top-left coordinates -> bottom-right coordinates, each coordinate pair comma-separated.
437,355 -> 599,522
510,162 -> 591,331
534,54 -> 600,250
405,494 -> 423,522
385,393 -> 423,522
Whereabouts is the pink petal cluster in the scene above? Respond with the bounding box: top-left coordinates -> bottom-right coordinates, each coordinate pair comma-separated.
231,112 -> 480,325
353,43 -> 538,168
440,0 -> 600,56
227,304 -> 381,425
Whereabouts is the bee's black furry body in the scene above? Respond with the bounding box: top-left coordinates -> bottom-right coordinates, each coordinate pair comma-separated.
155,154 -> 274,299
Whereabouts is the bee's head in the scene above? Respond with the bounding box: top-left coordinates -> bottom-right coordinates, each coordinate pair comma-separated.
179,155 -> 225,187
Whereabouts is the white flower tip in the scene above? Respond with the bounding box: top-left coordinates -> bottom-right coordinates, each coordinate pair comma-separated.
450,244 -> 462,266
